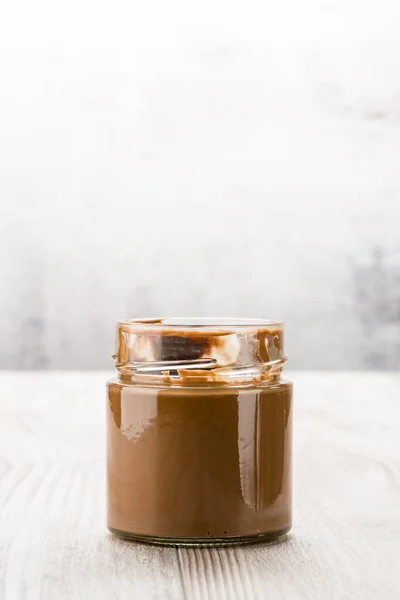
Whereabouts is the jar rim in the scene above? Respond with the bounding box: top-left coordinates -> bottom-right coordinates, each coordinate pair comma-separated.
114,317 -> 286,384
117,317 -> 283,333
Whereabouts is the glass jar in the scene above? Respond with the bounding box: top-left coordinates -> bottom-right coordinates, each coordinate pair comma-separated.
106,318 -> 292,546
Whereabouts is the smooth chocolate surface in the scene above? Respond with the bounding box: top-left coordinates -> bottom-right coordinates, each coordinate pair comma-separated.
107,380 -> 292,539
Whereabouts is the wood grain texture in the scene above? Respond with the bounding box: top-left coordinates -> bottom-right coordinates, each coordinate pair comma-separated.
0,371 -> 399,599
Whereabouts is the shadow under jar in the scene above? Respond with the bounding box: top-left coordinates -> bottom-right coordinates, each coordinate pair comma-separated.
107,318 -> 293,546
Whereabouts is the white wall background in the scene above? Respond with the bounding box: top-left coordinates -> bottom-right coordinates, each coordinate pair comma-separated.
1,0 -> 400,369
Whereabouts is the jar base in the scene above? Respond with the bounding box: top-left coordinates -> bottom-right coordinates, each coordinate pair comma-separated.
108,526 -> 291,547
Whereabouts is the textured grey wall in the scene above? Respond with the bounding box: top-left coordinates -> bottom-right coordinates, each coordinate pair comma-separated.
1,0 -> 400,369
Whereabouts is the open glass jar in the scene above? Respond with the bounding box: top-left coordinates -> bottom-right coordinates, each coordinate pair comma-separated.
106,318 -> 293,546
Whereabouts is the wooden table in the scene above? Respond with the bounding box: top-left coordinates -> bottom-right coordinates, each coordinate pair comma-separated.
1,372 -> 399,599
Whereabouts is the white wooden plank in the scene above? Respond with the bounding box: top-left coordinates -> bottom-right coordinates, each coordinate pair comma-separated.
0,372 -> 399,599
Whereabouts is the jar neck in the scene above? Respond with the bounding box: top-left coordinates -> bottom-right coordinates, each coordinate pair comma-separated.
113,318 -> 287,387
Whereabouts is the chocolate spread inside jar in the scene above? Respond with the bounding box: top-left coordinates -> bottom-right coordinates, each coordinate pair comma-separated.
107,318 -> 293,546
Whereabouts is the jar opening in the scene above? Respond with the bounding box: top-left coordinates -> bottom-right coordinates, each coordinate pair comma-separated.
117,317 -> 282,332
114,317 -> 286,385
